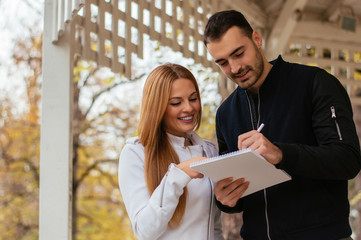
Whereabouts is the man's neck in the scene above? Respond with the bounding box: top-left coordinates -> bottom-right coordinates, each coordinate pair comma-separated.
248,60 -> 273,94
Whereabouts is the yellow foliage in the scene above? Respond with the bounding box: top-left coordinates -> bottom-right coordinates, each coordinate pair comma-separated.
102,76 -> 115,85
350,190 -> 361,206
355,70 -> 361,80
197,104 -> 217,144
354,52 -> 361,63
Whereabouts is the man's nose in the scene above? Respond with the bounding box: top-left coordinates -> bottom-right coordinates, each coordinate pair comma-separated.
229,60 -> 241,74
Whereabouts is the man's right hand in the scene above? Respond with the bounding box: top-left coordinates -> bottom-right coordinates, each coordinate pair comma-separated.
214,177 -> 249,207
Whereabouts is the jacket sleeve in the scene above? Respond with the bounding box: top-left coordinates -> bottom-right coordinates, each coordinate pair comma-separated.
118,143 -> 191,240
215,198 -> 244,214
276,70 -> 361,180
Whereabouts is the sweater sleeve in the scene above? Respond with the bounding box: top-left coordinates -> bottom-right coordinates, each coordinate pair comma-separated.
276,70 -> 361,180
118,142 -> 191,240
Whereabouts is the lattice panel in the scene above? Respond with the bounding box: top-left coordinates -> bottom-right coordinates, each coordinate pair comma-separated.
284,37 -> 361,105
71,0 -> 220,79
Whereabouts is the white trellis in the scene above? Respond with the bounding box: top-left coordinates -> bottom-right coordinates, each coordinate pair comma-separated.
70,0 -> 222,79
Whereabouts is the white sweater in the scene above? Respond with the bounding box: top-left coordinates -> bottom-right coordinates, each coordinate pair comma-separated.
118,132 -> 224,240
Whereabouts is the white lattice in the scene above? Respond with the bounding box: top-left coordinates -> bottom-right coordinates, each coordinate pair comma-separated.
71,0 -> 220,79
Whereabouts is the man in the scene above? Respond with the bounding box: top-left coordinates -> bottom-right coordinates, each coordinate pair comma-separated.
204,10 -> 361,240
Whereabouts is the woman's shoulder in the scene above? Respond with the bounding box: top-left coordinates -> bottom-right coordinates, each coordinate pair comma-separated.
121,136 -> 144,155
119,137 -> 144,165
125,136 -> 142,145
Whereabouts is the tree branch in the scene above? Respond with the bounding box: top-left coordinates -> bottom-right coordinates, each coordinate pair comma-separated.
75,158 -> 117,189
84,73 -> 145,119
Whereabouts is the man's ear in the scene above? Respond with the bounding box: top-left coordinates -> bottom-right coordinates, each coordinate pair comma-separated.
252,31 -> 262,49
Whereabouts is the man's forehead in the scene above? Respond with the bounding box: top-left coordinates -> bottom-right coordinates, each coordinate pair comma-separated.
206,28 -> 249,59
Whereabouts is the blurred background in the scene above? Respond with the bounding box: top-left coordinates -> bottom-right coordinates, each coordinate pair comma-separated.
0,0 -> 360,239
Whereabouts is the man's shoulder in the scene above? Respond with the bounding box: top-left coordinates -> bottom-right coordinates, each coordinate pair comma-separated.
217,88 -> 245,112
276,55 -> 321,73
283,58 -> 321,75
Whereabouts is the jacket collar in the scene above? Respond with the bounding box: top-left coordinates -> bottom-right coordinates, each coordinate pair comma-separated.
167,131 -> 203,147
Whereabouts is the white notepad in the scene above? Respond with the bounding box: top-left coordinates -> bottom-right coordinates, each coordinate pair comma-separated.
190,148 -> 291,197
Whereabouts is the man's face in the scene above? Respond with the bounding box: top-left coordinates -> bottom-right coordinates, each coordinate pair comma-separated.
206,26 -> 265,92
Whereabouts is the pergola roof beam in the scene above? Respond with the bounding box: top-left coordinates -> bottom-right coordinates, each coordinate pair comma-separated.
221,0 -> 267,28
264,0 -> 308,60
323,0 -> 342,22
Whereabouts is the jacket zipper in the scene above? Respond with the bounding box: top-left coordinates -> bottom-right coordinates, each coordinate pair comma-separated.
246,91 -> 271,240
330,106 -> 343,140
245,92 -> 256,130
204,145 -> 211,240
207,178 -> 212,240
264,190 -> 271,240
258,93 -> 271,240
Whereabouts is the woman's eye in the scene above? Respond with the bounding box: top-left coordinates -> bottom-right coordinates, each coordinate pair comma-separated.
190,97 -> 198,102
170,102 -> 181,106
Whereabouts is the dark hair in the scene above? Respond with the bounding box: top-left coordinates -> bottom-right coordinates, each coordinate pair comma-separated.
203,10 -> 253,45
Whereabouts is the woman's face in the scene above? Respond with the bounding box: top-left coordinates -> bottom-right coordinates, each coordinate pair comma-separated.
163,78 -> 201,138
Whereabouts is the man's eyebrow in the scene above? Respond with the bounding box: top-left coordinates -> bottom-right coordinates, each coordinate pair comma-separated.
215,46 -> 244,64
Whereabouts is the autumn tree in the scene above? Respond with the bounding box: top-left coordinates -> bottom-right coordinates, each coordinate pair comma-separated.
0,27 -> 142,239
0,30 -> 42,239
71,56 -> 143,240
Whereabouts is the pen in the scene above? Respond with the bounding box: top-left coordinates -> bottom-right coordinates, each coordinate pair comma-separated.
257,123 -> 265,132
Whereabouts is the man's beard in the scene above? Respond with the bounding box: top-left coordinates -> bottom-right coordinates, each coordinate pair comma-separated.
230,46 -> 264,90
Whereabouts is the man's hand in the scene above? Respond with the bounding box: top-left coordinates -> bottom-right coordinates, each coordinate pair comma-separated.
238,130 -> 282,165
214,177 -> 249,207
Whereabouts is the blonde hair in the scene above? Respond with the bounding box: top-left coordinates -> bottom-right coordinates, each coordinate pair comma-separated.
137,63 -> 201,228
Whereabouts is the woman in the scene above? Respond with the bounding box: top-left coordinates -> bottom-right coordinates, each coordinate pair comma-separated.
118,63 -> 224,240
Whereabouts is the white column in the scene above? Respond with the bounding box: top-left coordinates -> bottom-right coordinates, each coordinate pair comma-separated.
39,0 -> 73,239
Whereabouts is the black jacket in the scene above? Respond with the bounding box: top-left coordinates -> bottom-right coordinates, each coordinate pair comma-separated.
215,56 -> 361,240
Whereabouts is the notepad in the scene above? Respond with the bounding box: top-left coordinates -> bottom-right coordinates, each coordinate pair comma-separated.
190,148 -> 291,197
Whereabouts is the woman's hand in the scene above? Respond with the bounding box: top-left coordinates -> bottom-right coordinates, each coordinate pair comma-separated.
176,156 -> 206,178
